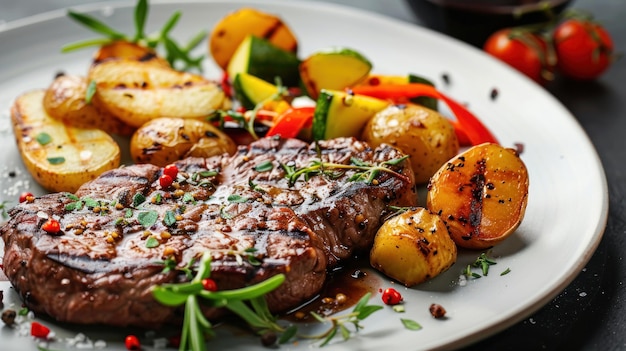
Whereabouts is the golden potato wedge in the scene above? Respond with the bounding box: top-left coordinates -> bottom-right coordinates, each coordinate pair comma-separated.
426,143 -> 529,250
362,103 -> 459,184
92,40 -> 169,67
370,207 -> 457,286
209,7 -> 298,70
88,59 -> 229,128
130,117 -> 237,167
11,90 -> 121,193
43,74 -> 135,136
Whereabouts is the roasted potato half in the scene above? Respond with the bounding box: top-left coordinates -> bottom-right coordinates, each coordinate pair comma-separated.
11,90 -> 121,193
88,59 -> 230,128
92,40 -> 169,66
43,74 -> 135,136
426,143 -> 529,250
130,117 -> 237,167
361,103 -> 459,184
370,207 -> 457,286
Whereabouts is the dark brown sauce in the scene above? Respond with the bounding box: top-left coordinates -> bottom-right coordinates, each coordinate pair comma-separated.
282,256 -> 380,322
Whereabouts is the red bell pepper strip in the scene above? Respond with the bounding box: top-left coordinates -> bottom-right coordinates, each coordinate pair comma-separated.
449,119 -> 472,147
266,106 -> 315,138
349,84 -> 498,145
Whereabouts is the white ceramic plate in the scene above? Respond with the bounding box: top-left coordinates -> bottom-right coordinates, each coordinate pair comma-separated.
0,1 -> 608,350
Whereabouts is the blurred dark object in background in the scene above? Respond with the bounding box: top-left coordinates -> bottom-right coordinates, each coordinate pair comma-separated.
407,0 -> 572,47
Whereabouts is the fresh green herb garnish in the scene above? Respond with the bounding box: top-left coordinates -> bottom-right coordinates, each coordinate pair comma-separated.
0,201 -> 8,219
401,318 -> 422,331
500,268 -> 511,276
164,210 -> 177,226
132,193 -> 146,207
254,160 -> 274,172
473,252 -> 497,276
145,236 -> 160,248
85,80 -> 97,104
138,210 -> 158,227
63,0 -> 205,71
47,156 -> 66,165
227,194 -> 249,203
463,252 -> 499,279
280,155 -> 410,187
153,252 -> 383,349
35,132 -> 52,146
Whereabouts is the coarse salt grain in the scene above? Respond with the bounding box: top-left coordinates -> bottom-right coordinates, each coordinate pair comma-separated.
36,211 -> 49,219
94,340 -> 107,349
80,150 -> 92,161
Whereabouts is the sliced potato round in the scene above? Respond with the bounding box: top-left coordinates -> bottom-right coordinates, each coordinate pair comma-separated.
43,74 -> 135,136
361,103 -> 459,184
370,207 -> 457,286
426,143 -> 529,249
88,60 -> 229,128
11,90 -> 120,193
130,117 -> 237,167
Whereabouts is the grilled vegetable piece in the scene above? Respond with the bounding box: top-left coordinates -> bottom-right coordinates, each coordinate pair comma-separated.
43,74 -> 135,136
370,207 -> 457,286
299,47 -> 372,100
426,143 -> 529,249
312,89 -> 389,141
130,117 -> 237,167
11,90 -> 120,193
209,7 -> 298,70
231,72 -> 281,110
227,35 -> 301,87
362,103 -> 459,184
88,59 -> 229,128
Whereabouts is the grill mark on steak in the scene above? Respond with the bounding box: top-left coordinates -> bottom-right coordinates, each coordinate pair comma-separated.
1,137 -> 417,328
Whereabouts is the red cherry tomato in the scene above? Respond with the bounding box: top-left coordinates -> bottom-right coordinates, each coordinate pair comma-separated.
483,28 -> 554,84
202,278 -> 218,291
125,335 -> 141,350
553,18 -> 614,80
381,287 -> 403,305
159,174 -> 174,188
41,218 -> 61,234
30,322 -> 51,338
19,191 -> 34,203
163,164 -> 179,179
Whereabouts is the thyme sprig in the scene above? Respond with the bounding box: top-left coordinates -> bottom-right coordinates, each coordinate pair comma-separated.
281,155 -> 410,186
63,0 -> 205,71
296,294 -> 383,347
153,252 -> 383,350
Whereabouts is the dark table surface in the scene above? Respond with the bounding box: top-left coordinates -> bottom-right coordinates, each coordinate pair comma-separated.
2,0 -> 625,350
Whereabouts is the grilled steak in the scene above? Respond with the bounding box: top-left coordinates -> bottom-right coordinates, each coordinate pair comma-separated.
1,137 -> 417,328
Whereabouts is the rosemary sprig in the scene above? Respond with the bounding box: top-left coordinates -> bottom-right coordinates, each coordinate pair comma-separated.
152,252 -> 286,351
63,0 -> 205,71
153,252 -> 383,350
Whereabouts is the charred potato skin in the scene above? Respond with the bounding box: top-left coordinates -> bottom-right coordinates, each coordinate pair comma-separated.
370,207 -> 457,287
427,143 -> 529,250
361,103 -> 459,184
43,74 -> 135,136
130,117 -> 237,167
